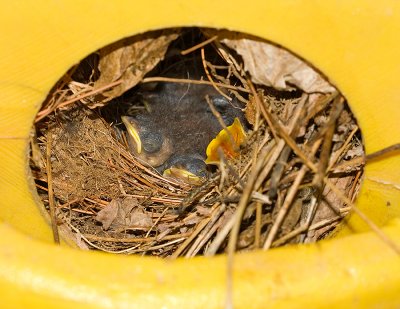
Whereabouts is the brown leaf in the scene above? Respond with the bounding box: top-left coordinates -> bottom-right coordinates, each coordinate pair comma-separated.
94,29 -> 179,102
221,34 -> 336,93
127,208 -> 153,229
95,197 -> 153,230
96,199 -> 120,230
308,176 -> 354,241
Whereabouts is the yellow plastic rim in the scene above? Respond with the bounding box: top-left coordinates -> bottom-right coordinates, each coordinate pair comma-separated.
1,1 -> 400,307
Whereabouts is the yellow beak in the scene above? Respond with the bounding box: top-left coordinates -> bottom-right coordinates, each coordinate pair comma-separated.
163,167 -> 203,186
205,117 -> 246,165
121,116 -> 142,154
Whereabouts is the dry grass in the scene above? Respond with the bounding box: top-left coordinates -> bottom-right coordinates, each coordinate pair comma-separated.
30,28 -> 369,257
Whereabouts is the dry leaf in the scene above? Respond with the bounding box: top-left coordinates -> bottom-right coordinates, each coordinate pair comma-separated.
95,199 -> 120,230
221,35 -> 336,93
308,176 -> 353,240
96,197 -> 153,230
344,143 -> 364,160
94,29 -> 179,102
238,223 -> 256,249
128,208 -> 153,230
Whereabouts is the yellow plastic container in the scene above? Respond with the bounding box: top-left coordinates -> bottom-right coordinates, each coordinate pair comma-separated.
1,1 -> 400,307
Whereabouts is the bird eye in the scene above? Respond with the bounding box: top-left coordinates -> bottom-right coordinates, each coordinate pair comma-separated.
212,97 -> 230,109
208,96 -> 235,124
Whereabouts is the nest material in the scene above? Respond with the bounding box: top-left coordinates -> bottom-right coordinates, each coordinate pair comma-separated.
31,28 -> 364,256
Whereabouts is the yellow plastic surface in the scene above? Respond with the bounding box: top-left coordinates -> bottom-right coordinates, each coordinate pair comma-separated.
0,0 -> 400,307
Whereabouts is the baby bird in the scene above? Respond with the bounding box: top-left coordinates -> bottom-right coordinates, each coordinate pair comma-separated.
122,68 -> 246,184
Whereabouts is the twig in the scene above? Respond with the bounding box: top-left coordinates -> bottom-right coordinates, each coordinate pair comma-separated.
35,80 -> 122,122
366,143 -> 400,161
263,140 -> 321,249
127,238 -> 186,254
145,207 -> 170,238
181,35 -> 218,55
123,194 -> 182,205
285,142 -> 397,253
110,160 -> 183,197
273,214 -> 342,246
324,178 -> 400,254
60,207 -> 95,215
142,77 -> 249,93
299,193 -> 318,243
205,95 -> 236,148
170,217 -> 211,258
84,232 -> 190,243
185,203 -> 227,257
254,202 -> 262,248
268,97 -> 308,200
205,213 -> 235,256
238,129 -> 272,179
328,126 -> 359,171
314,97 -> 344,189
46,129 -> 60,244
67,222 -> 132,254
330,142 -> 400,174
349,170 -> 363,203
225,141 -> 272,308
254,95 -> 308,191
261,106 -> 400,253
248,79 -> 279,141
201,48 -> 232,101
212,40 -> 248,86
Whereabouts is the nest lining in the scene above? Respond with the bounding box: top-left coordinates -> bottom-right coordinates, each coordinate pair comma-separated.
30,28 -> 364,256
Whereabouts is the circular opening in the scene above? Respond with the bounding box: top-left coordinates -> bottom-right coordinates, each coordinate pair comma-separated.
30,27 -> 365,256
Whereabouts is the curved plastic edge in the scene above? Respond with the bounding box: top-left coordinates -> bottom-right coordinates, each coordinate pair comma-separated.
0,220 -> 400,308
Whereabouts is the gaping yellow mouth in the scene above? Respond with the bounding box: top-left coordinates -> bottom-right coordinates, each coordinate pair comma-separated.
121,116 -> 142,154
163,166 -> 204,186
205,117 -> 247,165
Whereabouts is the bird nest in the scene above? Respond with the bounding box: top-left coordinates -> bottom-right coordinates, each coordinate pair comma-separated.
30,28 -> 365,256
